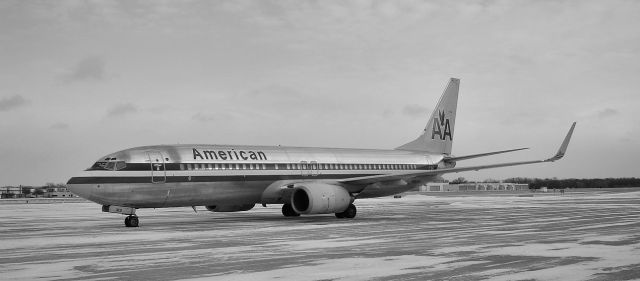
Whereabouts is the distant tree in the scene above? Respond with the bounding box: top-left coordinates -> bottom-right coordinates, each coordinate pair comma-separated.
450,177 -> 468,184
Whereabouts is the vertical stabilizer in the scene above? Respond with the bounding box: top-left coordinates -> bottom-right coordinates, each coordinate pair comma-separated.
396,78 -> 460,155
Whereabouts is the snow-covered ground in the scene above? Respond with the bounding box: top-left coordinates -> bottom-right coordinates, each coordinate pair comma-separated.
1,189 -> 639,281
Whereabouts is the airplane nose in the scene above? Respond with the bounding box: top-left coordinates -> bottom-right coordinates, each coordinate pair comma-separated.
66,178 -> 91,199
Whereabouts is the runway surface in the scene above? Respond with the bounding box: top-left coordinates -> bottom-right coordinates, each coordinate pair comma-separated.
1,189 -> 639,281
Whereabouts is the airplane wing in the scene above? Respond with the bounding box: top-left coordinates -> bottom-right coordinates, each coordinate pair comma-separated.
444,147 -> 528,162
340,122 -> 576,186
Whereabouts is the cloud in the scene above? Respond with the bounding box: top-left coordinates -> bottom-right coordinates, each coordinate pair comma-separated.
238,84 -> 337,113
192,112 -> 235,123
192,112 -> 216,122
62,56 -> 106,82
597,108 -> 619,119
50,122 -> 69,130
402,105 -> 429,118
107,103 -> 137,117
0,95 -> 29,111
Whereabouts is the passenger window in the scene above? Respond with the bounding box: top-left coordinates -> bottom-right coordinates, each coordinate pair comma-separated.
180,164 -> 185,170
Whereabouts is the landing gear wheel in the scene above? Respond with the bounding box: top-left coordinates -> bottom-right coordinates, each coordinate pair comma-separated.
282,204 -> 300,217
124,215 -> 139,227
336,204 -> 357,219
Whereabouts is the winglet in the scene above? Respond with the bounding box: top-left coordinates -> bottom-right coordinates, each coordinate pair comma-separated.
545,122 -> 576,162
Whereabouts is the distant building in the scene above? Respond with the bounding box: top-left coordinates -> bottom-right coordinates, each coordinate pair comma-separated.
44,186 -> 75,198
419,182 -> 529,192
1,186 -> 23,198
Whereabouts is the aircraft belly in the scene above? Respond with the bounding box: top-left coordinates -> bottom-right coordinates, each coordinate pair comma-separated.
356,183 -> 418,199
161,181 -> 267,207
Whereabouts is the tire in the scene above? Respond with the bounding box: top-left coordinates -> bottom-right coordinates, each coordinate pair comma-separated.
124,216 -> 131,227
343,204 -> 357,219
130,216 -> 139,227
282,204 -> 298,217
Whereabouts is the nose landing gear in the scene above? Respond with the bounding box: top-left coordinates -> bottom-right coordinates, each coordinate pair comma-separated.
124,215 -> 139,227
102,205 -> 139,227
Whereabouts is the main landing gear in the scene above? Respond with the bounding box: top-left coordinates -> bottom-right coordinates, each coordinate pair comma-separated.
282,204 -> 300,217
124,215 -> 139,227
281,203 -> 357,219
335,204 -> 357,219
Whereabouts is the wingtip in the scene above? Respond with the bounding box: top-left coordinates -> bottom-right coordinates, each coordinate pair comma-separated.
545,122 -> 576,162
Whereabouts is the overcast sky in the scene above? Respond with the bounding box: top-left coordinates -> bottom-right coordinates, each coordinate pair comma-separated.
1,0 -> 639,186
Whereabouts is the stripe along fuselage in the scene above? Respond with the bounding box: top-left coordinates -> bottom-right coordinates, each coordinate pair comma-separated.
67,144 -> 442,208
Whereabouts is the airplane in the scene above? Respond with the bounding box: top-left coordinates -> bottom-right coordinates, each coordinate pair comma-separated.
67,78 -> 576,227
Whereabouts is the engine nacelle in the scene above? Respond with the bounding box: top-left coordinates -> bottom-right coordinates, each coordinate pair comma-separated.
205,204 -> 255,212
291,183 -> 351,214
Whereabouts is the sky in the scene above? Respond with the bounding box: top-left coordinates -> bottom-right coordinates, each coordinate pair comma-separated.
1,0 -> 639,186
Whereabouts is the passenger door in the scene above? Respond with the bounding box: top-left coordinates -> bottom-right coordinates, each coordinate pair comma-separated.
147,151 -> 166,183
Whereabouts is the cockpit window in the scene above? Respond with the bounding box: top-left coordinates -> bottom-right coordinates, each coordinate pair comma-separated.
88,160 -> 127,171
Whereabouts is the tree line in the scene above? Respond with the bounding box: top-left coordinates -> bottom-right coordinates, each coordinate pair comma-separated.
502,177 -> 640,189
448,177 -> 640,189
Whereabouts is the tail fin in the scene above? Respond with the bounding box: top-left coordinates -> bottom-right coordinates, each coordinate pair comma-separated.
396,78 -> 460,155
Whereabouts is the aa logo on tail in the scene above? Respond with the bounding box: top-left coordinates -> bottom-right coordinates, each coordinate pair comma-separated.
431,110 -> 452,141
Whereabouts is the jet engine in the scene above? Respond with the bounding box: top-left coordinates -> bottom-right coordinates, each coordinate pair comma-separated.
205,204 -> 255,212
291,183 -> 351,214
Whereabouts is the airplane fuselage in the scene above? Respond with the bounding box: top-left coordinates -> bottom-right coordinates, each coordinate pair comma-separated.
67,144 -> 445,208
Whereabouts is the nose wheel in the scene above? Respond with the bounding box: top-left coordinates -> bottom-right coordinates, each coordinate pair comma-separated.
124,215 -> 139,227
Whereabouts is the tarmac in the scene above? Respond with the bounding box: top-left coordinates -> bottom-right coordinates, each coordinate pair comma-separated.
1,189 -> 639,281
